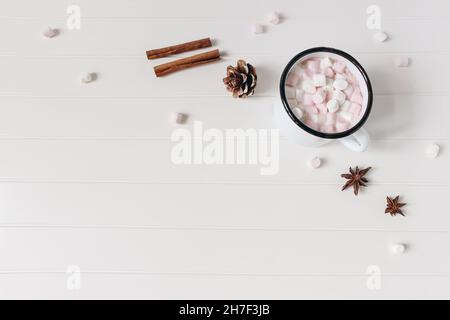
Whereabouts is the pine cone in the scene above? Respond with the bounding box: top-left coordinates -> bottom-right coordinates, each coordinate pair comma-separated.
223,59 -> 257,98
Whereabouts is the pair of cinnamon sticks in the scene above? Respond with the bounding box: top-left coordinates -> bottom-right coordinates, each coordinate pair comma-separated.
146,38 -> 220,77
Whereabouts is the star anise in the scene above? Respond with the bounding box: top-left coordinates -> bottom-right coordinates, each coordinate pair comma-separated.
341,166 -> 371,196
385,196 -> 406,216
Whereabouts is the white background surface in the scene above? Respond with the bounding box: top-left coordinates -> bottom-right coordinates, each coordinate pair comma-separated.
0,0 -> 449,299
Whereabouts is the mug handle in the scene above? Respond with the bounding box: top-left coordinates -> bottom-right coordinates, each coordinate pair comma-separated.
339,128 -> 370,152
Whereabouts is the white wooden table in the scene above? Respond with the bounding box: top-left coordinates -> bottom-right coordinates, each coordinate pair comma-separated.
1,0 -> 449,299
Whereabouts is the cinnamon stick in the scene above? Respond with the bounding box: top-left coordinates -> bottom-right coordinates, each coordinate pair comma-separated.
153,49 -> 220,77
146,38 -> 212,60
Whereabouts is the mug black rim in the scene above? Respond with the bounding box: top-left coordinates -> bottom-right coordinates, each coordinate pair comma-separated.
279,47 -> 373,139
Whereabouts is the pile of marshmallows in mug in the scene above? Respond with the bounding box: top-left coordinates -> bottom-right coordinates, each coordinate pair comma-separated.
285,57 -> 364,134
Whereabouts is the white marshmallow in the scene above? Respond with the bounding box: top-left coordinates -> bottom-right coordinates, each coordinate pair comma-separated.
320,57 -> 332,70
395,56 -> 410,68
390,243 -> 407,255
285,86 -> 296,99
338,110 -> 353,122
170,112 -> 187,125
309,113 -> 319,123
335,73 -> 346,79
267,11 -> 280,25
42,27 -> 58,38
295,88 -> 304,101
341,100 -> 352,111
333,90 -> 346,105
292,107 -> 303,120
312,89 -> 325,104
309,156 -> 322,169
326,99 -> 339,113
80,72 -> 95,84
425,143 -> 440,159
373,31 -> 389,43
302,80 -> 316,94
287,98 -> 298,107
333,79 -> 348,91
313,74 -> 326,87
251,23 -> 264,34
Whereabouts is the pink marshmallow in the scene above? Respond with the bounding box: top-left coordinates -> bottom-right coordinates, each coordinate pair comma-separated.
303,94 -> 314,106
344,86 -> 354,99
305,119 -> 319,131
325,113 -> 336,125
335,119 -> 350,132
305,106 -> 319,114
306,60 -> 320,73
332,62 -> 346,74
321,125 -> 336,134
286,73 -> 300,87
324,67 -> 335,78
349,103 -> 362,115
350,90 -> 363,104
316,103 -> 328,114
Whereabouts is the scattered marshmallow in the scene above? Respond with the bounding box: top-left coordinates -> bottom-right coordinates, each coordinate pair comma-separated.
324,67 -> 335,78
316,103 -> 328,114
302,94 -> 314,106
425,143 -> 440,159
341,100 -> 352,111
267,11 -> 280,25
80,72 -> 95,84
295,88 -> 304,101
170,112 -> 187,125
251,23 -> 264,34
338,110 -> 353,123
350,90 -> 363,104
313,73 -> 326,87
287,98 -> 298,107
395,56 -> 410,68
326,99 -> 339,113
42,27 -> 58,38
306,60 -> 320,73
309,157 -> 322,169
333,79 -> 348,91
373,31 -> 389,43
332,62 -> 346,74
390,243 -> 407,255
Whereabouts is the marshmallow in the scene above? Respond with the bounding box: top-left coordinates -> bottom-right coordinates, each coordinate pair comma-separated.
325,113 -> 336,125
395,56 -> 410,68
326,99 -> 339,113
344,86 -> 354,99
341,100 -> 352,111
302,80 -> 316,94
287,98 -> 298,107
285,86 -> 296,99
320,57 -> 332,70
350,90 -> 363,104
286,73 -> 300,87
267,11 -> 280,25
333,79 -> 348,91
306,60 -> 320,73
332,62 -> 346,74
305,119 -> 319,131
42,27 -> 58,38
373,31 -> 389,42
170,112 -> 187,125
335,73 -> 346,80
312,89 -> 326,104
316,103 -> 328,114
80,72 -> 95,84
390,243 -> 407,255
349,103 -> 362,115
425,143 -> 440,159
333,90 -> 346,105
295,88 -> 304,101
309,156 -> 322,169
335,119 -> 350,132
313,73 -> 326,87
338,110 -> 353,123
251,23 -> 264,34
324,67 -> 335,78
292,107 -> 304,120
302,94 -> 314,106
321,125 -> 335,134
305,106 -> 319,114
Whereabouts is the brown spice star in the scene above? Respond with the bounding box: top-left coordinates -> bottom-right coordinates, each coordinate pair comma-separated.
385,196 -> 406,216
341,166 -> 371,196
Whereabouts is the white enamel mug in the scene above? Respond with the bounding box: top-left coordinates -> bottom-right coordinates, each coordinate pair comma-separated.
275,47 -> 373,152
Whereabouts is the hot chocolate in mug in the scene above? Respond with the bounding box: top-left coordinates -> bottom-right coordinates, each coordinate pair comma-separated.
275,47 -> 373,152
